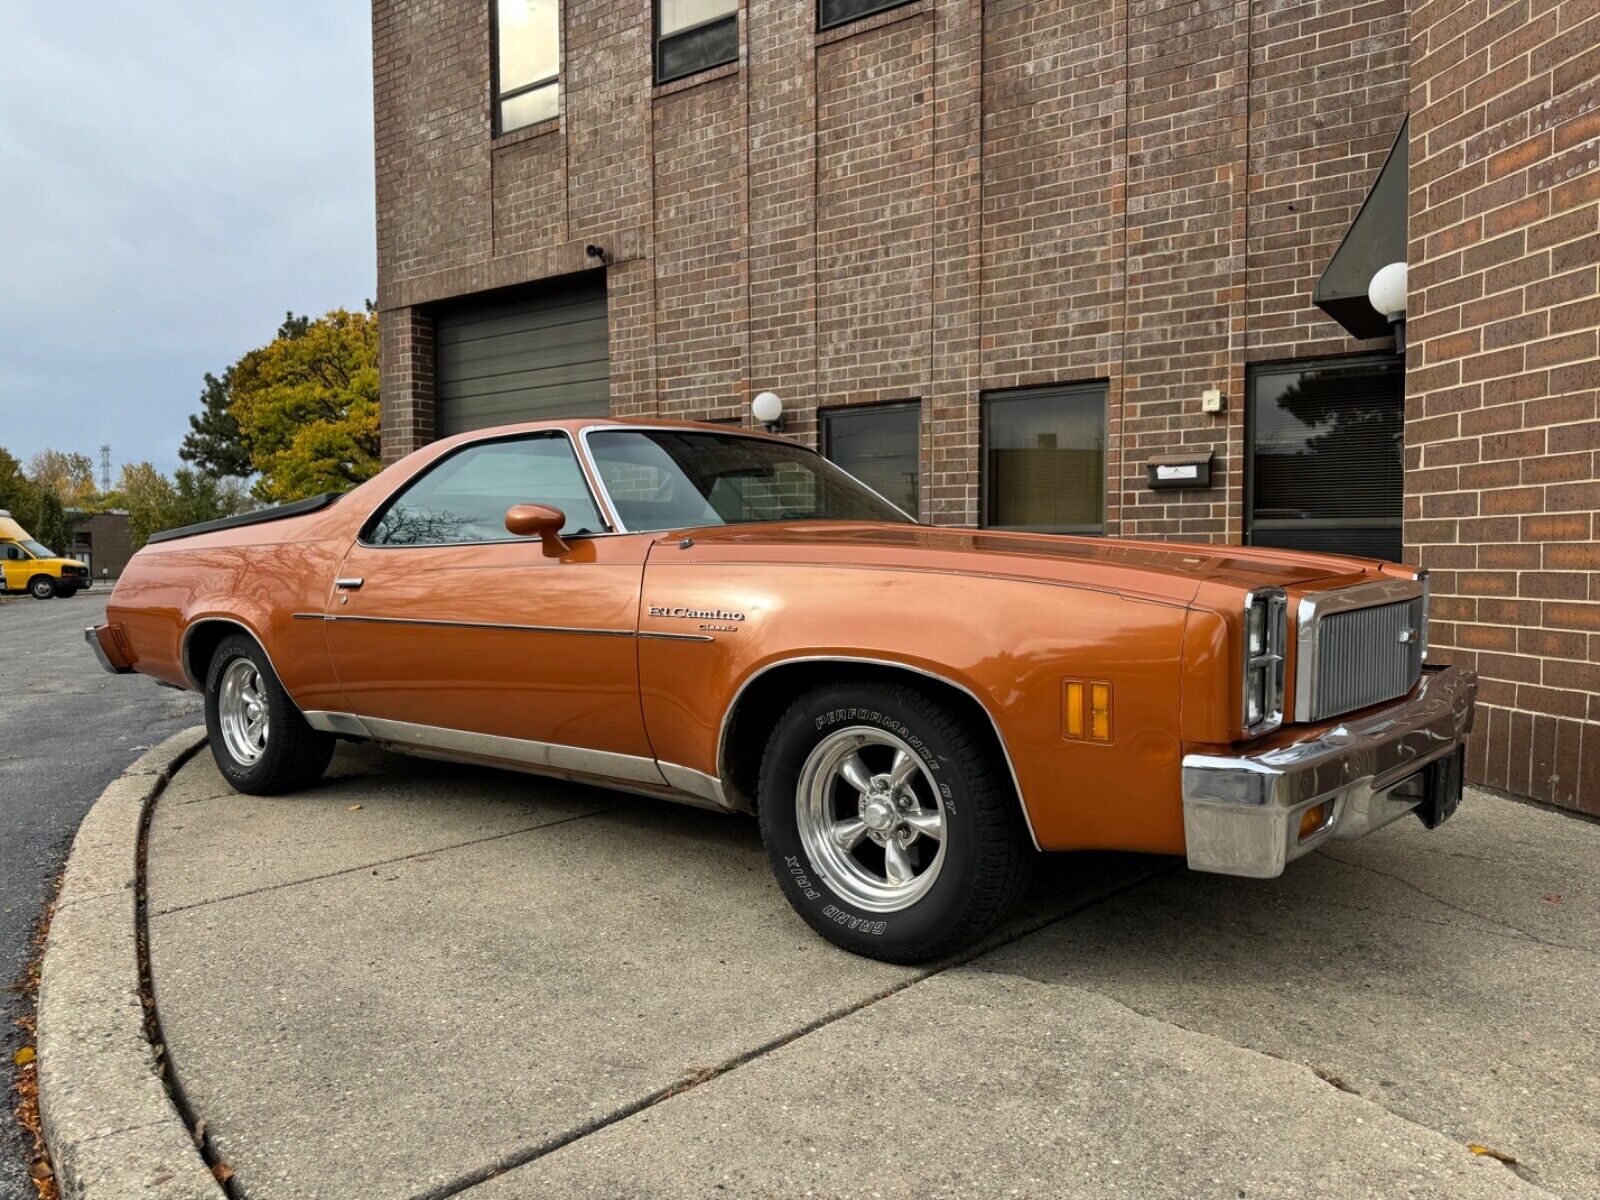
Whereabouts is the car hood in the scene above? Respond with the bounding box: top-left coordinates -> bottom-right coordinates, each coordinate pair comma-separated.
662,522 -> 1378,603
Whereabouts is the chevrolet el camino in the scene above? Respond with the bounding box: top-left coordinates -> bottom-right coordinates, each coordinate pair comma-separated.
87,419 -> 1476,962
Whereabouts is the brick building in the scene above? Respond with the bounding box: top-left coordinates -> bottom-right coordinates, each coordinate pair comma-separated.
371,0 -> 1600,815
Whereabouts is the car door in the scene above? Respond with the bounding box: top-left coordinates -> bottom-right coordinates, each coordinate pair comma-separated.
322,430 -> 661,782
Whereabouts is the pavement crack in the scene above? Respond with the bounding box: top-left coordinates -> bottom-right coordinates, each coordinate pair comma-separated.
417,861 -> 1178,1200
150,804 -> 634,917
1316,849 -> 1591,955
964,966 -> 1557,1197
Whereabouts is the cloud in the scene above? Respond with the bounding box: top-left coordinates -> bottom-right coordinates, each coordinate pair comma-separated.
0,2 -> 375,477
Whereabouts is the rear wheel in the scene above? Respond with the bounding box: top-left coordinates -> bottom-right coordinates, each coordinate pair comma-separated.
203,633 -> 334,794
29,576 -> 55,599
758,680 -> 1034,964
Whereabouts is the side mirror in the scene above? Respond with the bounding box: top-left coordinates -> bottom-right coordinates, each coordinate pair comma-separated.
505,504 -> 570,558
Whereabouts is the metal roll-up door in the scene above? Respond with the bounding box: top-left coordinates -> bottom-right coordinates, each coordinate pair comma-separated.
433,275 -> 610,436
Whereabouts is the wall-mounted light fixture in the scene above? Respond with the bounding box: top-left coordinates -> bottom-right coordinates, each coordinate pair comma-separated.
751,390 -> 784,433
585,244 -> 608,265
1368,261 -> 1408,352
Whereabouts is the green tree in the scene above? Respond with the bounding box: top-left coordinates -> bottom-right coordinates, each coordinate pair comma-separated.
229,307 -> 380,502
179,369 -> 253,478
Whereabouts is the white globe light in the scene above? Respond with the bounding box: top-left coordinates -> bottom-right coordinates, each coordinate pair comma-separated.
1368,261 -> 1408,319
751,391 -> 784,424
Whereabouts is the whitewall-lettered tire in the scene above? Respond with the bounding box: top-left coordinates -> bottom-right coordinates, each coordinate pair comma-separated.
203,632 -> 335,795
758,680 -> 1034,963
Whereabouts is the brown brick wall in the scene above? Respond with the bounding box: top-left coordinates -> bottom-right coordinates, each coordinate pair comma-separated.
373,0 -> 1595,812
1407,0 -> 1600,814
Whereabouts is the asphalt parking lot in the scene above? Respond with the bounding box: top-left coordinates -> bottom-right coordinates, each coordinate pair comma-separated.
140,741 -> 1599,1199
0,593 -> 201,1200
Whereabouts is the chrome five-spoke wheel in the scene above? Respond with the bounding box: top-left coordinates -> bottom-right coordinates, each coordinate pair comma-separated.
796,727 -> 947,913
218,657 -> 269,766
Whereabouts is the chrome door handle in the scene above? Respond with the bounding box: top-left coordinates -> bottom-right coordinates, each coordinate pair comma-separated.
335,577 -> 364,590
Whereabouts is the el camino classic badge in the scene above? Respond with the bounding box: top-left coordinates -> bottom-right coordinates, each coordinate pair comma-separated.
649,604 -> 746,633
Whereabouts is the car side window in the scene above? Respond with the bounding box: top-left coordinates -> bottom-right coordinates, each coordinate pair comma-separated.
2,543 -> 24,560
366,434 -> 606,547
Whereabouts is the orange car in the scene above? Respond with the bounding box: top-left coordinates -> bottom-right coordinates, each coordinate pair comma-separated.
88,419 -> 1475,962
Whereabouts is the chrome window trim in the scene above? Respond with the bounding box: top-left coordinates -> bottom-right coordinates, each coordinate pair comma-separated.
356,428 -> 612,550
713,654 -> 1042,851
1294,576 -> 1426,722
576,424 -> 918,535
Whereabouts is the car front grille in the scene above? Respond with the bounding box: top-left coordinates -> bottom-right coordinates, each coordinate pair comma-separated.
1309,596 -> 1424,720
1295,579 -> 1428,724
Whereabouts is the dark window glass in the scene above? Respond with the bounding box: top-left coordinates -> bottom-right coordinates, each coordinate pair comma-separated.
822,401 -> 920,519
1247,356 -> 1404,562
367,434 -> 603,546
819,0 -> 915,31
586,430 -> 912,533
982,384 -> 1106,534
656,0 -> 737,82
495,0 -> 560,133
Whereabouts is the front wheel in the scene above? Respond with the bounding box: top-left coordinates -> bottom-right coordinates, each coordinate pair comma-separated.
29,576 -> 55,599
758,680 -> 1034,964
203,633 -> 334,795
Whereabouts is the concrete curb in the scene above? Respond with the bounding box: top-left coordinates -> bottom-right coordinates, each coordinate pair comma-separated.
37,727 -> 226,1200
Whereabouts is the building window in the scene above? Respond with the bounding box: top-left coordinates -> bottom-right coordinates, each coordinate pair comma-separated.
1246,355 -> 1404,562
822,401 -> 920,519
982,383 -> 1107,534
494,0 -> 560,133
819,0 -> 915,32
656,0 -> 737,83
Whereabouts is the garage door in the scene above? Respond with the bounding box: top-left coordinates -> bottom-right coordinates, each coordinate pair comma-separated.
433,275 -> 610,437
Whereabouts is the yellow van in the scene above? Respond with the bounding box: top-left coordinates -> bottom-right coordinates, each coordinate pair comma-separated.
0,509 -> 90,599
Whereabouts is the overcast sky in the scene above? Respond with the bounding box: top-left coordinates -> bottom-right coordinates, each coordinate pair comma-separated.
0,3 -> 375,480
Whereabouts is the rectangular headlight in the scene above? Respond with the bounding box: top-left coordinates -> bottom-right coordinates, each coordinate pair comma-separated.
1243,588 -> 1287,736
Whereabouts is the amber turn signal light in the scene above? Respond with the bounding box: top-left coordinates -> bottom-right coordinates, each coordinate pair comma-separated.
1062,679 -> 1113,743
1298,801 -> 1331,841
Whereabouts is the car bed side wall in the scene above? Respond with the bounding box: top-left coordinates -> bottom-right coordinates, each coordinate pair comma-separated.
110,540 -> 347,709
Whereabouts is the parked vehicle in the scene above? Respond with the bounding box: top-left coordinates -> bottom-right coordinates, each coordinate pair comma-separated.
1,510 -> 90,599
88,420 -> 1475,962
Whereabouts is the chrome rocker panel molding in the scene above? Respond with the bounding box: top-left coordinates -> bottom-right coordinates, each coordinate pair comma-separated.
301,712 -> 741,814
1294,576 -> 1425,723
1181,663 -> 1476,879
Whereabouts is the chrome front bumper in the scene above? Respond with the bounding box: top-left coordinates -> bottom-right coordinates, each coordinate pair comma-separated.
1181,664 -> 1476,878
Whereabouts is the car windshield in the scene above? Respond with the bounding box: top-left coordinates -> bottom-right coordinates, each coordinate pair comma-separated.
585,430 -> 914,533
22,540 -> 53,558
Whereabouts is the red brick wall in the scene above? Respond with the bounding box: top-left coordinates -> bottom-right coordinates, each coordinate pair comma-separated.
1407,0 -> 1600,814
372,0 -> 1600,814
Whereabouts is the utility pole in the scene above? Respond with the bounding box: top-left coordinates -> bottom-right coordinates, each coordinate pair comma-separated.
100,445 -> 111,493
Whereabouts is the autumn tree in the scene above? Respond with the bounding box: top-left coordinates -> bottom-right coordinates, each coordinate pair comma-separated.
0,447 -> 73,551
228,308 -> 380,503
116,462 -> 251,550
27,449 -> 98,505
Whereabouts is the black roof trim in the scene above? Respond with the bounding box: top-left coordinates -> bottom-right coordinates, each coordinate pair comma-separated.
146,491 -> 344,545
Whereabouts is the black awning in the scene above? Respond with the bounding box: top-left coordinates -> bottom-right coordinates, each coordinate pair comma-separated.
1315,118 -> 1408,340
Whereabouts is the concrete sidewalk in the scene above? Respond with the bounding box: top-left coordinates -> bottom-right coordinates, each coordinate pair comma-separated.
141,743 -> 1598,1199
